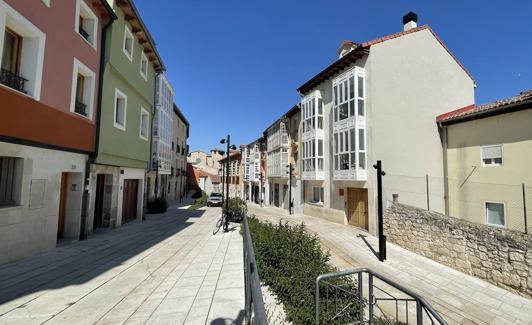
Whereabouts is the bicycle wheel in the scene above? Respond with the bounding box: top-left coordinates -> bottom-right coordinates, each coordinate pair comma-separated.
222,215 -> 229,232
213,216 -> 223,235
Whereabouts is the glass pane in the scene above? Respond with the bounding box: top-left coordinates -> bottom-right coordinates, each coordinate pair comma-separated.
318,117 -> 323,129
359,129 -> 365,150
339,85 -> 343,103
312,99 -> 315,116
318,158 -> 323,171
318,140 -> 323,156
350,152 -> 356,170
349,76 -> 355,99
334,155 -> 338,170
318,99 -> 323,115
344,82 -> 348,101
334,133 -> 338,154
358,99 -> 365,116
358,152 -> 366,170
344,131 -> 349,151
339,133 -> 343,153
339,103 -> 348,120
2,31 -> 18,72
350,129 -> 355,151
334,86 -> 338,106
349,100 -> 354,117
334,107 -> 338,122
358,76 -> 364,98
312,139 -> 315,157
340,154 -> 349,170
486,203 -> 505,226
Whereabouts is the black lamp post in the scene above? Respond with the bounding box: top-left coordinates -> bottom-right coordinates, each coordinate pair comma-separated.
220,135 -> 236,214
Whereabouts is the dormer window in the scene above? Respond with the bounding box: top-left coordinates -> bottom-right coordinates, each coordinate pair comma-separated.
75,0 -> 97,48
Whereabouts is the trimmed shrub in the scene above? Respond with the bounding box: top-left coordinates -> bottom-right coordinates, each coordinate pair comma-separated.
147,198 -> 168,214
223,197 -> 247,223
191,189 -> 203,199
189,191 -> 207,210
248,217 -> 361,324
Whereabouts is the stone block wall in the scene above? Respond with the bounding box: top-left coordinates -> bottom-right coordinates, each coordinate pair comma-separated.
384,203 -> 532,298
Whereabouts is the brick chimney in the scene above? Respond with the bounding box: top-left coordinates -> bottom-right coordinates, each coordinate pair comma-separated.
403,12 -> 418,31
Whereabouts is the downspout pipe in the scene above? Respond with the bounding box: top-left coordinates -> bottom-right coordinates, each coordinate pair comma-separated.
80,8 -> 117,241
438,121 -> 450,216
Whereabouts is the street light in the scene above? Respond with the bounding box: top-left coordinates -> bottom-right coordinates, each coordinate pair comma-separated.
220,136 -> 236,217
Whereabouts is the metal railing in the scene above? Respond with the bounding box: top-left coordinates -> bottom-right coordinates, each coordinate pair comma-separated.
0,68 -> 27,93
75,101 -> 87,116
316,268 -> 447,325
243,214 -> 268,324
79,26 -> 90,40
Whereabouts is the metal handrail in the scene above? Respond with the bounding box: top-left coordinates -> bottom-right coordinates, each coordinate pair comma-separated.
0,68 -> 27,93
243,214 -> 268,324
75,101 -> 87,116
316,268 -> 447,325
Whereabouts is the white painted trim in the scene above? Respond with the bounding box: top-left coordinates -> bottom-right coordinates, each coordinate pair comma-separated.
0,1 -> 46,101
139,51 -> 148,81
139,106 -> 149,140
480,144 -> 503,167
69,58 -> 96,119
123,24 -> 134,62
484,201 -> 506,228
41,0 -> 51,8
113,88 -> 127,131
74,0 -> 98,50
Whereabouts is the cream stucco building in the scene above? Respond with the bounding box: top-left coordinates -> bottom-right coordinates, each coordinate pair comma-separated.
437,90 -> 532,233
296,13 -> 475,234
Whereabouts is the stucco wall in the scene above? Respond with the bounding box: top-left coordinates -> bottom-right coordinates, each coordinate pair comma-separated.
0,142 -> 86,264
446,109 -> 532,232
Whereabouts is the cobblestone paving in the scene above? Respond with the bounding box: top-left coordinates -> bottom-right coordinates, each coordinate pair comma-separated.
0,201 -> 244,325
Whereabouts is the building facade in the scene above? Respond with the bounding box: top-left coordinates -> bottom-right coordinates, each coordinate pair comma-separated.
296,13 -> 475,234
187,149 -> 223,176
147,73 -> 174,200
244,138 -> 265,204
437,90 -> 532,233
169,104 -> 189,200
0,0 -> 114,263
219,150 -> 241,198
88,0 -> 163,232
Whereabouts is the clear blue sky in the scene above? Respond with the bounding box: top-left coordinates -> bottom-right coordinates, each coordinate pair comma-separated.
135,0 -> 532,152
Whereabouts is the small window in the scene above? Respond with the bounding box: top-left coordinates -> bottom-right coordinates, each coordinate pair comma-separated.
485,202 -> 505,227
312,187 -> 324,203
75,0 -> 98,48
1,28 -> 24,92
123,25 -> 134,61
0,157 -> 23,207
70,58 -> 95,118
114,89 -> 127,130
139,107 -> 149,140
140,51 -> 148,80
481,145 -> 503,166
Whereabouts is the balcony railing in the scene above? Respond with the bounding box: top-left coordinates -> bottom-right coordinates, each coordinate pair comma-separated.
0,68 -> 27,93
79,27 -> 90,41
75,101 -> 87,116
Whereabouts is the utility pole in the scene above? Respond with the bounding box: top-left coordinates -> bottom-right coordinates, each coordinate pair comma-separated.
373,160 -> 387,262
286,163 -> 293,214
153,159 -> 159,199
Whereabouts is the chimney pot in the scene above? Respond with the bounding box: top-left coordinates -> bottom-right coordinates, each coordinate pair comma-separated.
403,11 -> 418,31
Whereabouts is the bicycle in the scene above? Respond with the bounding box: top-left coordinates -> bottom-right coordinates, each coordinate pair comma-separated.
213,212 -> 229,235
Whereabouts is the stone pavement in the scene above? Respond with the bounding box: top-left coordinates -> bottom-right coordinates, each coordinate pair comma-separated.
248,204 -> 532,325
0,200 -> 244,325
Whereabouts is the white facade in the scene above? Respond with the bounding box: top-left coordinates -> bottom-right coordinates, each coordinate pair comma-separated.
152,73 -> 174,175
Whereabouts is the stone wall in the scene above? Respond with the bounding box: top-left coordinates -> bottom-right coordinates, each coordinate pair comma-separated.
384,203 -> 532,298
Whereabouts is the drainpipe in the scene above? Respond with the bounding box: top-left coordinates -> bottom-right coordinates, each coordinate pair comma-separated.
439,122 -> 450,216
80,12 -> 116,241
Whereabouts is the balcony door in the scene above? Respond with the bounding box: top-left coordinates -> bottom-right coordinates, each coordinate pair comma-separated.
347,188 -> 368,230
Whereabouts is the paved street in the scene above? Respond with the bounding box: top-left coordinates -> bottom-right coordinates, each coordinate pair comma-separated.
249,204 -> 532,325
0,202 -> 244,325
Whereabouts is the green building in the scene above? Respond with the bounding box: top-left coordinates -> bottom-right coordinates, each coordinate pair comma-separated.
88,0 -> 164,233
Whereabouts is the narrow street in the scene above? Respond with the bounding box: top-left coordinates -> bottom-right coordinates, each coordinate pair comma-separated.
0,203 -> 244,325
248,204 -> 532,325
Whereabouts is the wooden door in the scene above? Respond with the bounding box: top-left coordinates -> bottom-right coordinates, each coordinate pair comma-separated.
347,188 -> 368,230
93,174 -> 105,230
57,173 -> 68,238
122,179 -> 139,224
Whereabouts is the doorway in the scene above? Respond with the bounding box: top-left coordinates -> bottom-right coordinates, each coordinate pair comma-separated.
57,172 -> 68,239
122,179 -> 139,224
347,188 -> 368,230
283,185 -> 289,210
93,174 -> 105,230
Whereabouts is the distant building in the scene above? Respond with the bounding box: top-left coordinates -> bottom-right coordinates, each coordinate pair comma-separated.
169,104 -> 189,200
437,90 -> 532,233
187,149 -> 224,175
219,149 -> 241,198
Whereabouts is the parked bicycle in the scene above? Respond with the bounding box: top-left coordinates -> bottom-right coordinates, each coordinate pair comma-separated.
213,212 -> 229,234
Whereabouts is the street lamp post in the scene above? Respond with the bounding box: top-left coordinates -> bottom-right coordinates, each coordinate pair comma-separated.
153,159 -> 160,199
220,135 -> 236,216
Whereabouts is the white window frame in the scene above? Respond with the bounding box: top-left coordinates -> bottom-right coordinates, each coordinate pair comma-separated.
481,144 -> 503,167
139,106 -> 149,140
113,88 -> 127,131
140,51 -> 148,80
0,156 -> 23,208
0,2 -> 46,100
74,0 -> 98,49
123,25 -> 134,61
41,0 -> 50,7
484,201 -> 506,228
312,186 -> 324,204
69,58 -> 95,119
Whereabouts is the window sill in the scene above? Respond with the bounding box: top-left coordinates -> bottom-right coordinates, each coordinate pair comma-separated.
307,201 -> 323,207
77,32 -> 97,50
0,83 -> 35,100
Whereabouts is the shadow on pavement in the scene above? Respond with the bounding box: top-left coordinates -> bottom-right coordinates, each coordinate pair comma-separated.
210,309 -> 245,325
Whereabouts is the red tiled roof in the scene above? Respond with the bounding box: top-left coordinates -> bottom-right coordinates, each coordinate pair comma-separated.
436,90 -> 532,123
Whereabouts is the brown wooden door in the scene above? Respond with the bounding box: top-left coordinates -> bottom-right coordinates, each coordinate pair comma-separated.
93,174 -> 105,230
57,173 -> 68,238
347,188 -> 368,230
122,179 -> 139,224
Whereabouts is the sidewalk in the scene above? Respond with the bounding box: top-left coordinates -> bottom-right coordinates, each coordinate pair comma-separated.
0,202 -> 244,325
248,204 -> 532,325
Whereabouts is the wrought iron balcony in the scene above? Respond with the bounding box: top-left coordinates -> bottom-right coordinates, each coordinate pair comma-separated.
79,27 -> 90,41
75,100 -> 87,116
0,68 -> 27,93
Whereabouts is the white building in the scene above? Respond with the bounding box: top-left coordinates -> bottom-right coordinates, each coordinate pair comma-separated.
297,12 -> 475,234
244,138 -> 264,204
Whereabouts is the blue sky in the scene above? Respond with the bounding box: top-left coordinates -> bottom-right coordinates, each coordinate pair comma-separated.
135,0 -> 532,152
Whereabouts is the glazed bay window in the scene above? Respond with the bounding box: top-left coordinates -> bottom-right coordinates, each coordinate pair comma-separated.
113,88 -> 127,130
70,58 -> 95,118
301,90 -> 324,180
332,67 -> 366,180
0,157 -> 23,207
481,145 -> 503,166
75,0 -> 98,48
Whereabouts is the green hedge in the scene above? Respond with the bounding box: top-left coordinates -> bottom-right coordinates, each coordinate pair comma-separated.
223,197 -> 247,223
188,191 -> 207,210
248,217 -> 361,324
